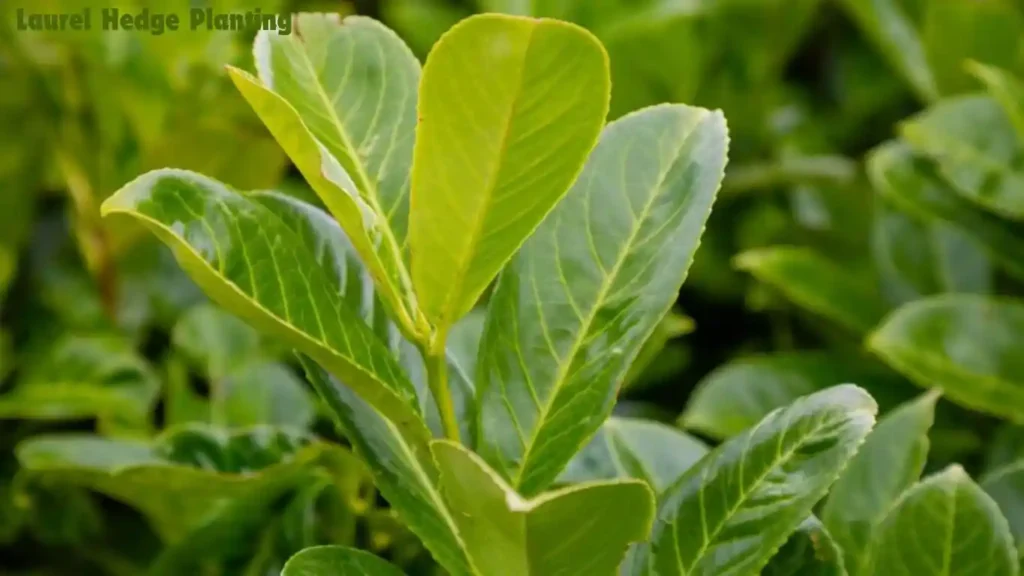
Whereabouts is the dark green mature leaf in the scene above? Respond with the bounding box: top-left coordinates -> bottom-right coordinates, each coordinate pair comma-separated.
872,201 -> 992,306
867,141 -> 1024,282
868,466 -> 1018,576
868,294 -> 1024,423
101,170 -> 431,453
922,0 -> 1023,96
299,359 -> 476,576
982,461 -> 1024,558
15,426 -> 330,543
431,439 -> 654,575
837,0 -> 938,102
822,391 -> 939,576
409,13 -> 611,335
0,334 -> 158,434
283,546 -> 406,576
763,516 -> 846,576
230,14 -> 425,339
680,351 -> 908,440
900,96 -> 1024,220
476,104 -> 728,496
989,425 -> 1024,471
734,246 -> 888,334
629,385 -> 877,576
559,417 -> 708,493
969,61 -> 1024,142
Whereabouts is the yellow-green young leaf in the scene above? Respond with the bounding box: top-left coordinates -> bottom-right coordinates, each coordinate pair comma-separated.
283,546 -> 405,576
559,417 -> 708,494
229,14 -> 424,339
867,466 -> 1018,576
101,169 -> 431,453
431,439 -> 655,575
15,426 -> 334,543
982,462 -> 1024,557
868,294 -> 1024,423
735,246 -> 888,334
680,351 -> 911,441
763,516 -> 847,576
822,391 -> 939,576
299,359 -> 476,576
409,14 -> 611,335
867,142 -> 1024,282
900,95 -> 1024,221
476,104 -> 727,496
837,0 -> 938,103
922,0 -> 1023,96
968,62 -> 1024,143
629,385 -> 877,576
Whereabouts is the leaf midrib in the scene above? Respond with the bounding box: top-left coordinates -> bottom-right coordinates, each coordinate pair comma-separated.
513,110 -> 707,489
679,409 -> 850,574
427,22 -> 537,335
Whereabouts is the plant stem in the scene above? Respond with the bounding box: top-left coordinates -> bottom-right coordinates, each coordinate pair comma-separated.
424,345 -> 461,443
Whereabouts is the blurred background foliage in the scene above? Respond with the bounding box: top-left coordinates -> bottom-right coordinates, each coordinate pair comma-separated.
2,0 -> 1024,573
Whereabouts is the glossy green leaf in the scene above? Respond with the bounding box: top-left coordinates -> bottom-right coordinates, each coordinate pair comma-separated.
872,200 -> 992,306
867,141 -> 1024,282
15,426 -> 331,543
982,461 -> 1024,558
822,391 -> 939,576
867,465 -> 1018,576
629,385 -> 877,576
431,439 -> 655,575
968,61 -> 1024,143
476,104 -> 727,496
680,351 -> 909,440
101,169 -> 430,452
763,516 -> 847,576
837,0 -> 938,102
922,0 -> 1023,96
868,294 -> 1024,423
283,546 -> 406,576
559,416 -> 708,493
0,334 -> 158,433
900,95 -> 1024,220
229,14 -> 425,338
299,359 -> 476,576
409,13 -> 611,334
735,246 -> 888,334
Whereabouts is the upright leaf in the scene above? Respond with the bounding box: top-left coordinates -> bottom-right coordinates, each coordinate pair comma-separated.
101,170 -> 430,452
282,546 -> 406,576
822,391 -> 939,576
409,14 -> 611,334
431,439 -> 654,575
735,246 -> 888,334
922,0 -> 1022,96
968,62 -> 1024,143
867,141 -> 1024,282
837,0 -> 938,102
867,466 -> 1018,576
559,417 -> 708,493
229,14 -> 425,338
982,462 -> 1024,558
476,104 -> 728,495
629,385 -> 877,576
900,96 -> 1024,221
868,294 -> 1024,422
